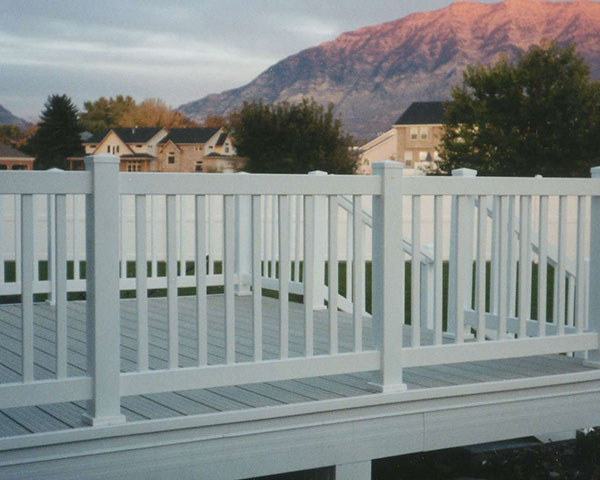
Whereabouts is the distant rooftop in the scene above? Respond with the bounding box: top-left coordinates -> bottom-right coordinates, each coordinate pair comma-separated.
394,101 -> 448,125
159,127 -> 220,144
0,143 -> 34,159
86,127 -> 164,144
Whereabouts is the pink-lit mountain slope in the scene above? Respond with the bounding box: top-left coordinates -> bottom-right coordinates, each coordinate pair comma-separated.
179,0 -> 600,139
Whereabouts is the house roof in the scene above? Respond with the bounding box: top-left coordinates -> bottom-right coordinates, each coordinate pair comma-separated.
394,101 -> 448,125
0,143 -> 34,159
86,127 -> 164,144
159,127 -> 220,145
120,153 -> 155,159
215,132 -> 228,147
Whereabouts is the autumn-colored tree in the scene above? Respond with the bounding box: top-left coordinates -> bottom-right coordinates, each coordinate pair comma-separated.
202,114 -> 228,128
80,96 -> 197,133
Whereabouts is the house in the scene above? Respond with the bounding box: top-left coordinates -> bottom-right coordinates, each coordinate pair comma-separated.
0,143 -> 34,170
70,127 -> 168,172
356,128 -> 397,174
394,101 -> 446,172
70,127 -> 242,173
156,127 -> 242,173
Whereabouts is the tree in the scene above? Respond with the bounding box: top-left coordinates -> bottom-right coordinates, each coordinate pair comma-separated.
229,98 -> 355,174
80,95 -> 197,133
434,41 -> 600,177
0,125 -> 25,147
29,94 -> 83,170
202,114 -> 228,128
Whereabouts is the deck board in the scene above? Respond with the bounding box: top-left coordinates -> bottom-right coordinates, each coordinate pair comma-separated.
0,294 -> 596,439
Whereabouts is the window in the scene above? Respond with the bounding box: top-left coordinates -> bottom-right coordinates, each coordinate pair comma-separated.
107,145 -> 110,153
0,164 -> 7,170
136,144 -> 142,148
419,151 -> 428,161
195,165 -> 203,172
195,146 -> 202,152
224,146 -> 229,153
90,145 -> 96,149
168,153 -> 175,164
116,145 -> 120,153
420,127 -> 428,140
127,161 -> 142,172
404,151 -> 413,167
410,127 -> 418,140
434,151 -> 441,161
11,164 -> 27,170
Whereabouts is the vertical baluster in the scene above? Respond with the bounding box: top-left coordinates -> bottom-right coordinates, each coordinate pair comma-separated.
353,195 -> 364,351
295,194 -> 302,282
346,208 -> 352,304
453,194 -> 468,344
207,195 -> 214,276
166,195 -> 178,368
196,195 -> 207,366
537,195 -> 548,335
575,196 -> 587,333
498,196 -> 509,339
263,195 -> 270,277
32,196 -> 39,288
223,195 -> 235,364
54,195 -> 67,378
556,196 -> 567,336
507,196 -> 517,318
490,196 -> 500,315
119,196 -> 125,281
411,195 -> 421,347
150,195 -> 158,280
328,195 -> 339,354
279,195 -> 290,359
47,194 -> 55,305
252,195 -> 262,361
567,275 -> 575,328
0,196 -> 4,290
21,194 -> 34,382
135,195 -> 148,371
15,194 -> 21,285
304,195 -> 315,356
518,196 -> 531,337
475,195 -> 487,342
271,195 -> 278,278
71,195 -> 78,283
434,195 -> 443,345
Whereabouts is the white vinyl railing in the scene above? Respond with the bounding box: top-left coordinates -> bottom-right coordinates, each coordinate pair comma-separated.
0,155 -> 598,428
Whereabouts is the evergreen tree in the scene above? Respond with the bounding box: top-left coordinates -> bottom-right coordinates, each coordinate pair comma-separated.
230,98 -> 355,174
30,94 -> 83,170
434,42 -> 600,177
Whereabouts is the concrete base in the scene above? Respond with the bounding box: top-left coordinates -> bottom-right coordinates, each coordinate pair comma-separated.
82,413 -> 127,427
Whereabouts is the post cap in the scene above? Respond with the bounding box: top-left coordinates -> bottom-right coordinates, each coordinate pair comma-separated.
372,160 -> 403,176
592,166 -> 600,178
451,167 -> 477,177
308,170 -> 328,176
84,154 -> 120,170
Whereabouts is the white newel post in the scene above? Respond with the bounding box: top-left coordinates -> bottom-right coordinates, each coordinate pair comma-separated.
585,166 -> 600,367
308,170 -> 327,310
447,168 -> 477,338
235,173 -> 252,296
82,154 -> 126,426
370,161 -> 406,392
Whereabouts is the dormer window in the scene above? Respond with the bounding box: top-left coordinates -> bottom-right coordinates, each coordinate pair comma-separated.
137,144 -> 142,148
168,153 -> 175,164
107,145 -> 110,153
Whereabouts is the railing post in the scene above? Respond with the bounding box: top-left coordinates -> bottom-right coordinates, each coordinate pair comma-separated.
235,173 -> 252,296
308,170 -> 327,310
82,154 -> 126,426
448,168 -> 477,338
369,161 -> 406,392
585,166 -> 600,367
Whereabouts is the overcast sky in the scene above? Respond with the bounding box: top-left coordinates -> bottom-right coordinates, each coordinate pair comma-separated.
1,0 -> 499,122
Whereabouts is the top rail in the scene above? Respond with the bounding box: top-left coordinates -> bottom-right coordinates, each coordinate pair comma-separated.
403,176 -> 600,196
0,171 -> 92,194
119,173 -> 381,195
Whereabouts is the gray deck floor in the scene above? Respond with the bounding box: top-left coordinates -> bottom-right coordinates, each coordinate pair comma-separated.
0,295 -> 595,439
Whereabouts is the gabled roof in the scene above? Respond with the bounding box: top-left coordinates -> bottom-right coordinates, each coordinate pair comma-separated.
86,127 -> 164,144
215,132 -> 228,147
394,101 -> 448,125
0,143 -> 34,159
159,127 -> 220,145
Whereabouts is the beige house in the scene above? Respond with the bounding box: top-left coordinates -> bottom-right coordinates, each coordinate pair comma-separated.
394,101 -> 446,172
71,127 -> 242,173
356,128 -> 397,174
0,143 -> 34,170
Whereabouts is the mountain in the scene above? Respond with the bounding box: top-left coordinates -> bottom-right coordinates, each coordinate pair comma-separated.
179,0 -> 600,139
0,104 -> 30,129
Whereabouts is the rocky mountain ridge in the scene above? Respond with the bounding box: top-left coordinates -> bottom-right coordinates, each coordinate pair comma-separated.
179,0 -> 600,139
